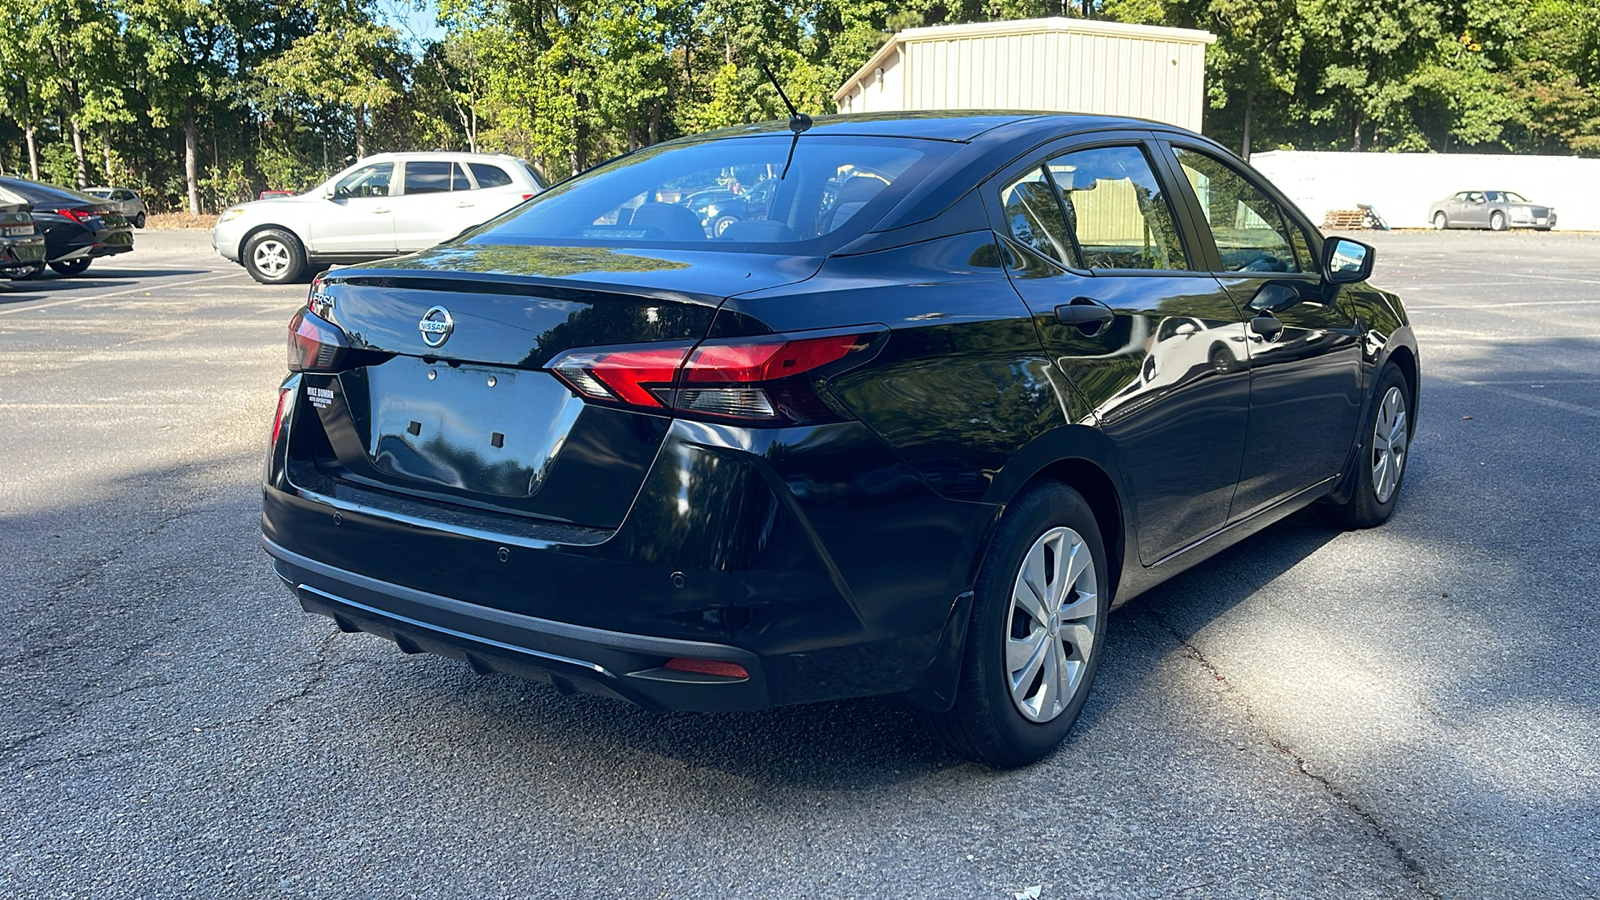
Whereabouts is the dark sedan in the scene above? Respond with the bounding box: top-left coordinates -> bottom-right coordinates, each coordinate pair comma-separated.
1428,190 -> 1555,231
0,176 -> 134,277
262,113 -> 1418,766
0,189 -> 48,277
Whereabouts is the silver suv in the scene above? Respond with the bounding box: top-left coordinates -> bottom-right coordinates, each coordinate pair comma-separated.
213,151 -> 544,283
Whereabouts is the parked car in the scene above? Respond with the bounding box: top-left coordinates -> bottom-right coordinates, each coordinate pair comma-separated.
0,188 -> 48,277
83,186 -> 148,228
213,151 -> 545,284
1428,190 -> 1555,231
262,113 -> 1418,766
0,176 -> 134,277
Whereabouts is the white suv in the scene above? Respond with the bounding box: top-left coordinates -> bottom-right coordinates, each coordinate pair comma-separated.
213,151 -> 544,283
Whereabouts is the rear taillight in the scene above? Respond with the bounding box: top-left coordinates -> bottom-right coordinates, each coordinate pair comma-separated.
288,308 -> 350,372
548,328 -> 882,424
270,387 -> 291,446
57,209 -> 96,225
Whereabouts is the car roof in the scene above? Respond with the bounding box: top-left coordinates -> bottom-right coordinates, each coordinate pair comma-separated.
691,110 -> 1183,144
360,151 -> 526,162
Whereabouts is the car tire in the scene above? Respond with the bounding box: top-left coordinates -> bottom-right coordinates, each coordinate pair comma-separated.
133,212 -> 146,229
712,215 -> 739,237
923,481 -> 1110,767
1329,362 -> 1411,529
48,259 -> 92,276
1490,211 -> 1507,232
243,228 -> 308,284
1432,212 -> 1448,230
1,261 -> 45,280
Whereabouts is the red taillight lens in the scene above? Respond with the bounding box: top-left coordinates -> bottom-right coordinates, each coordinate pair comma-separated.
288,308 -> 349,373
520,193 -> 536,200
550,343 -> 692,408
58,208 -> 95,224
547,329 -> 880,424
270,387 -> 291,446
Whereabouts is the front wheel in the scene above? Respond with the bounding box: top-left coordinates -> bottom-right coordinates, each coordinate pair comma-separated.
1432,212 -> 1448,230
1329,363 -> 1411,528
923,481 -> 1110,767
49,258 -> 92,276
1490,211 -> 1507,232
1,261 -> 45,280
243,228 -> 308,284
133,212 -> 146,229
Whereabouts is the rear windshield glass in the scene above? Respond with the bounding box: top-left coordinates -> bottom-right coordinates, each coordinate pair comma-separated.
465,135 -> 953,253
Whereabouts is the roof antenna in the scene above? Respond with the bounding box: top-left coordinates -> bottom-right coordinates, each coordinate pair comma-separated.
760,63 -> 811,179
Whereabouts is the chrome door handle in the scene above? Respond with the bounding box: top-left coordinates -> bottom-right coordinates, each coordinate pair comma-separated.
456,201 -> 476,208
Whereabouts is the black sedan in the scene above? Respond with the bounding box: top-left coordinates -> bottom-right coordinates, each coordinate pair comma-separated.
0,176 -> 134,277
263,113 -> 1418,766
0,189 -> 47,276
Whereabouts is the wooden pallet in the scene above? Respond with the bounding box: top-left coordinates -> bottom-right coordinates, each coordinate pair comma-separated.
1323,209 -> 1367,229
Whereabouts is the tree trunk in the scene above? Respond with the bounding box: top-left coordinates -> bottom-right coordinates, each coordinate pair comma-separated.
1241,88 -> 1254,161
102,128 -> 113,182
185,105 -> 201,215
1352,109 -> 1363,152
70,118 -> 88,188
354,104 -> 367,159
25,125 -> 40,180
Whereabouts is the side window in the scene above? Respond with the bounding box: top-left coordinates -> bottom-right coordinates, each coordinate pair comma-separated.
469,163 -> 513,189
1048,145 -> 1189,271
1000,167 -> 1077,266
404,161 -> 468,194
334,163 -> 394,199
1173,147 -> 1307,274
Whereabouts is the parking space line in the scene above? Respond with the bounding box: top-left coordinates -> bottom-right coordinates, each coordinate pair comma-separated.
0,273 -> 245,317
1431,378 -> 1600,419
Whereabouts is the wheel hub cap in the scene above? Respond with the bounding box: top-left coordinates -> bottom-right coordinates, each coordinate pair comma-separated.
1005,526 -> 1099,723
1371,386 -> 1408,504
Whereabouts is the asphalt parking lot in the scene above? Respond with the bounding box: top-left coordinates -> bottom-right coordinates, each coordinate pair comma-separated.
2,228 -> 1597,899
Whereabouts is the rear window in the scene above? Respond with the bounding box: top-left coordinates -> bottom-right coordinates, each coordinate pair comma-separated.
465,135 -> 953,253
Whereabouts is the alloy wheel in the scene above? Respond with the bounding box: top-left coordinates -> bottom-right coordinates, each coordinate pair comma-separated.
1006,526 -> 1099,723
253,239 -> 291,277
1371,386 -> 1408,504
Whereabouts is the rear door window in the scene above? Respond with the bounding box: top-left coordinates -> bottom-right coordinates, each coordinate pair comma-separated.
468,163 -> 513,189
1000,144 -> 1190,272
403,161 -> 468,195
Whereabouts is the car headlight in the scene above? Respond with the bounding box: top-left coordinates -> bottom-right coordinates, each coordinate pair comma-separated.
217,207 -> 245,223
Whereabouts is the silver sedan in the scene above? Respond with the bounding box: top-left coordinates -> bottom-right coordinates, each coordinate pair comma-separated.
84,187 -> 147,228
1428,190 -> 1556,231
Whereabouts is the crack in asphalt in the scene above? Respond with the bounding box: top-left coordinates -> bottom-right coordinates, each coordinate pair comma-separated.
1143,606 -> 1442,900
7,630 -> 345,776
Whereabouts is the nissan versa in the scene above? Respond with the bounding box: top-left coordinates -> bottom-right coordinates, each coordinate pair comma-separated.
262,113 -> 1418,766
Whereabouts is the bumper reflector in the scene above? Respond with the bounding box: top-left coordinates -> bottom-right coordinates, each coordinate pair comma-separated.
663,658 -> 750,679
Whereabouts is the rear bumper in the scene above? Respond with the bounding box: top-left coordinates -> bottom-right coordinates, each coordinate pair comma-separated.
0,236 -> 46,265
266,536 -> 771,711
53,230 -> 134,262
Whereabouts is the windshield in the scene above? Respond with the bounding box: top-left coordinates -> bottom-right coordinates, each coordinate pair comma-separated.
463,135 -> 954,253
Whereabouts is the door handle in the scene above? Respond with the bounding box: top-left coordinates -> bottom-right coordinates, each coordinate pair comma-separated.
372,207 -> 390,214
456,201 -> 476,208
1250,314 -> 1284,340
1055,301 -> 1114,328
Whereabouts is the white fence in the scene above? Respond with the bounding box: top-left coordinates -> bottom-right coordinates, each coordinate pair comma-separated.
1248,151 -> 1600,231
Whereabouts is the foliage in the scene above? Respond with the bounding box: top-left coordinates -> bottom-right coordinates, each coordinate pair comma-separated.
0,0 -> 1594,212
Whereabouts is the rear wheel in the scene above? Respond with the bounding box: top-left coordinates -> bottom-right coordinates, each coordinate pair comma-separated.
0,261 -> 45,280
1490,211 -> 1507,232
133,212 -> 146,228
1432,212 -> 1448,230
243,228 -> 307,284
923,481 -> 1110,767
49,258 -> 91,276
1329,362 -> 1411,528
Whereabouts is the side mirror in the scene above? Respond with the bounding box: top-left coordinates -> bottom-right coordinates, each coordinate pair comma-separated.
323,186 -> 339,200
1321,237 -> 1374,285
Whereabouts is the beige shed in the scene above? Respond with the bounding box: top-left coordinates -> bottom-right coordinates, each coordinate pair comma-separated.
834,18 -> 1217,133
